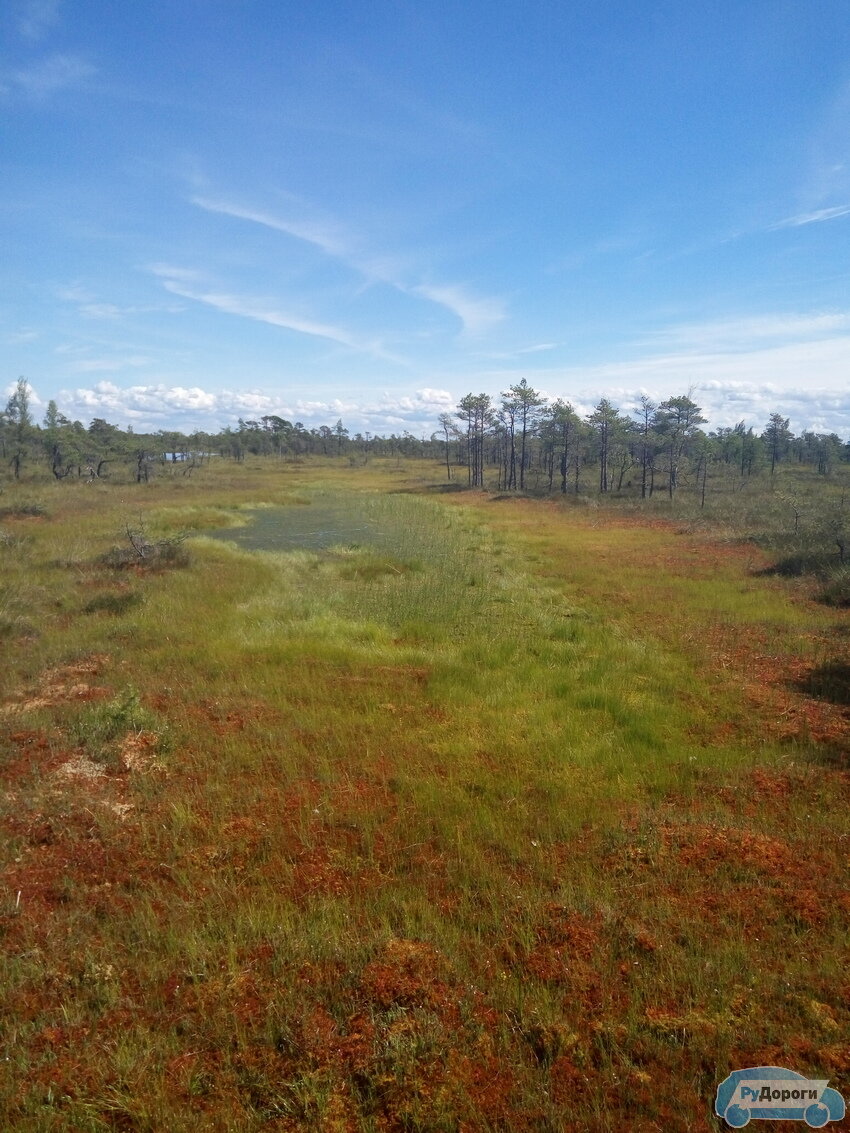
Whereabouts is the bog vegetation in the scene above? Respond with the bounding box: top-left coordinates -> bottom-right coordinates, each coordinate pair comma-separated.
1,381 -> 849,1130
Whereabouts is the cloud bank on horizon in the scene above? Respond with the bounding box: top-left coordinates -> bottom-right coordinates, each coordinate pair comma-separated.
2,0 -> 850,436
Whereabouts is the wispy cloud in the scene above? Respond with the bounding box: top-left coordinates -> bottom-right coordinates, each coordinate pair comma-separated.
161,277 -> 359,348
148,263 -> 205,285
2,53 -> 94,100
413,284 -> 506,336
151,262 -> 408,362
16,0 -> 61,40
78,303 -> 124,320
189,192 -> 508,337
192,196 -> 350,258
643,311 -> 850,351
770,203 -> 850,229
518,342 -> 558,355
477,342 -> 559,361
57,281 -> 184,320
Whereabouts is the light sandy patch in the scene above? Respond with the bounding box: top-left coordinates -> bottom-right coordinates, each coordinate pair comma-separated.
120,730 -> 163,772
57,754 -> 105,780
51,654 -> 111,678
1,654 -> 112,715
1,696 -> 54,715
1,683 -> 110,714
105,801 -> 135,820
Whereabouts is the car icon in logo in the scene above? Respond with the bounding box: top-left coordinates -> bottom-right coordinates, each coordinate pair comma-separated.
715,1066 -> 846,1128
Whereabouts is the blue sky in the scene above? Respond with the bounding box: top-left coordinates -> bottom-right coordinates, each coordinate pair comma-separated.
2,0 -> 850,437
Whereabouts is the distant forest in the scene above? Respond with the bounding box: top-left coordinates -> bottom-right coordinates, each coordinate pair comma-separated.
3,378 -> 848,499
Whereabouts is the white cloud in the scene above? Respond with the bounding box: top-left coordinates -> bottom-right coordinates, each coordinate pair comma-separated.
78,303 -> 124,320
518,342 -> 558,355
477,342 -> 560,361
4,53 -> 93,99
47,360 -> 850,437
148,263 -> 205,285
153,264 -> 406,362
159,278 -> 359,348
192,196 -> 350,258
60,381 -> 274,423
414,284 -> 506,336
52,381 -> 458,435
643,311 -> 850,351
461,321 -> 850,435
770,203 -> 850,229
188,192 -> 508,338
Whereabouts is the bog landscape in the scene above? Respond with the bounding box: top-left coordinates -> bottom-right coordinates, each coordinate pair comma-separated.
1,395 -> 849,1131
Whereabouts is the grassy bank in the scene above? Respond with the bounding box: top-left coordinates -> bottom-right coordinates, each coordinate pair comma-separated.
1,459 -> 848,1131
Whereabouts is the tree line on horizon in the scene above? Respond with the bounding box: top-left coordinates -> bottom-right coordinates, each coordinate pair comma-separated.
442,381 -> 849,501
2,377 -> 848,499
0,379 -> 426,482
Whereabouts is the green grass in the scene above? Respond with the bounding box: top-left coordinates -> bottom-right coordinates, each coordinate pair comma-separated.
0,457 -> 848,1131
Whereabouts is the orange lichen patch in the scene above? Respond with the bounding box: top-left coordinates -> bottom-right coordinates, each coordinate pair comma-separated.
7,728 -> 50,750
220,814 -> 267,843
297,1004 -> 350,1064
360,939 -> 452,1010
4,842 -> 126,925
290,847 -> 352,898
535,905 -> 601,954
1,728 -> 70,783
440,1049 -> 518,1127
326,1013 -> 378,1074
175,696 -> 280,735
681,620 -> 850,748
548,1054 -> 594,1106
746,673 -> 850,747
523,907 -> 605,994
749,767 -> 795,798
786,887 -> 828,926
664,822 -> 795,876
278,776 -> 325,813
523,944 -> 600,995
818,1044 -> 850,1071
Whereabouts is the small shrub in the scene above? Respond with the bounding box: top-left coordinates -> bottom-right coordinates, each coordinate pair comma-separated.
72,688 -> 169,769
758,550 -> 835,578
817,568 -> 850,607
0,529 -> 29,554
0,616 -> 24,639
101,526 -> 190,570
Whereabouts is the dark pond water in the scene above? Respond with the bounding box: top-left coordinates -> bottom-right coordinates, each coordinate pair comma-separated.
205,502 -> 390,553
